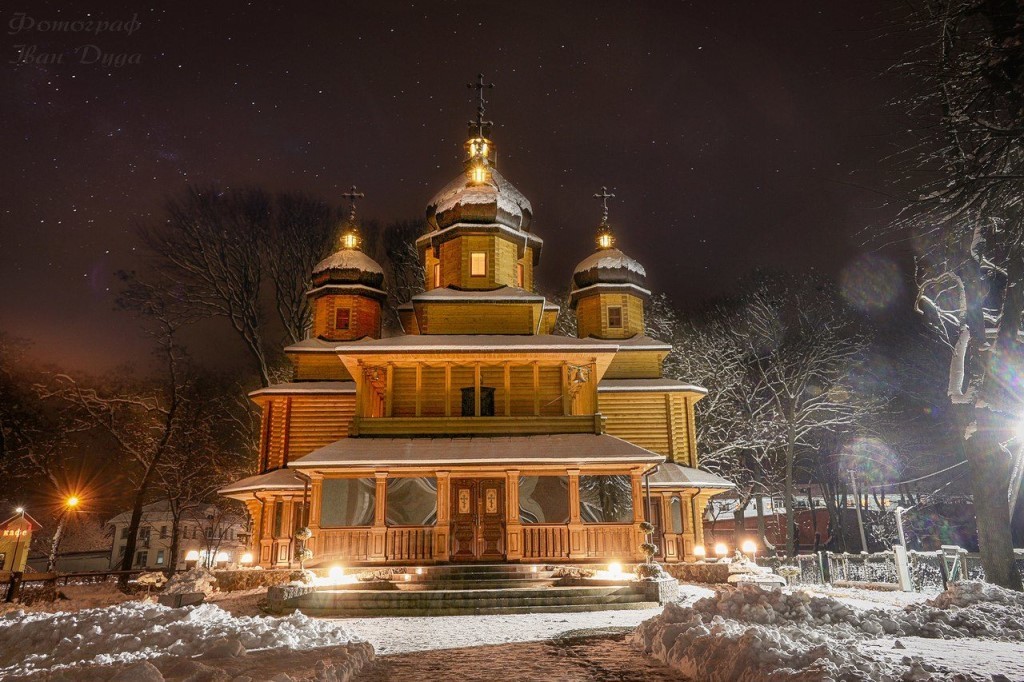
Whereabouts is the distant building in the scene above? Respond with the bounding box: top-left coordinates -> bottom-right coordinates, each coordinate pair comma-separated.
0,510 -> 42,572
106,501 -> 250,571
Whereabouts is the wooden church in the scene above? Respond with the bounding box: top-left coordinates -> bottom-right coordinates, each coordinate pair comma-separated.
220,81 -> 733,568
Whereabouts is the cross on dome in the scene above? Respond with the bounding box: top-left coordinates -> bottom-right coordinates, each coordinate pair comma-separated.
594,186 -> 615,225
342,185 -> 365,223
467,73 -> 494,139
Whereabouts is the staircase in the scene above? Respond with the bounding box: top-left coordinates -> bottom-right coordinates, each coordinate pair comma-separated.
286,564 -> 661,617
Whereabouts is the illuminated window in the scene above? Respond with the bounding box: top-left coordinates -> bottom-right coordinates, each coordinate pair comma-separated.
335,308 -> 351,330
433,263 -> 441,288
516,263 -> 525,287
607,306 -> 623,328
470,252 -> 487,277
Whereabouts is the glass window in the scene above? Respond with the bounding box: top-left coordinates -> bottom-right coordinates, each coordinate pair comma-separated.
386,477 -> 437,526
579,475 -> 634,523
135,550 -> 148,567
321,478 -> 376,527
518,476 -> 569,524
273,501 -> 284,537
470,252 -> 487,276
607,306 -> 623,328
335,308 -> 351,330
670,497 -> 684,534
156,550 -> 165,565
160,525 -> 167,539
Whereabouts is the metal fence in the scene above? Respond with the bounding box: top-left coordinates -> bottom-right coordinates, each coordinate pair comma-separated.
766,547 -> 1024,592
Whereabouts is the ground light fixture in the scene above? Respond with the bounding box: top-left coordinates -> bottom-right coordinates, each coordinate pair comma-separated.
240,552 -> 254,565
714,543 -> 728,559
741,540 -> 758,560
328,565 -> 345,582
693,545 -> 706,561
184,550 -> 200,561
607,561 -> 623,577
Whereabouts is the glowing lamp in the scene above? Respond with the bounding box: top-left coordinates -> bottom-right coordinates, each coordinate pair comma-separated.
404,574 -> 412,581
240,552 -> 254,565
597,233 -> 613,249
415,567 -> 423,575
185,550 -> 200,562
341,232 -> 359,250
328,565 -> 345,583
215,552 -> 229,563
741,540 -> 757,556
693,545 -> 706,560
66,496 -> 80,508
469,164 -> 488,185
15,507 -> 24,514
714,543 -> 728,558
530,565 -> 538,573
608,561 -> 623,577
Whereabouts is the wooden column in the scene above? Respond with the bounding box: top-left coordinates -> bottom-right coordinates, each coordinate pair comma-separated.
560,362 -> 571,416
474,362 -> 482,416
370,472 -> 388,562
307,473 -> 323,559
355,362 -> 365,418
505,469 -> 522,560
631,471 -> 646,561
384,363 -> 394,418
503,361 -> 511,416
532,362 -> 540,416
567,469 -> 586,559
435,471 -> 451,561
665,394 -> 676,463
415,364 -> 423,417
444,363 -> 452,417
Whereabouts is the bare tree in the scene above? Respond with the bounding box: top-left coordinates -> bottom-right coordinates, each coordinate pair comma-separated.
887,0 -> 1024,589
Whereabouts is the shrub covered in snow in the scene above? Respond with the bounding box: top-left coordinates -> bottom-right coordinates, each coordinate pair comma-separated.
0,601 -> 372,678
163,567 -> 218,596
630,581 -> 1024,681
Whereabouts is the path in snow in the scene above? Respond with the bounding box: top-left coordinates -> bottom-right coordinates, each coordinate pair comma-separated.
865,637 -> 1024,680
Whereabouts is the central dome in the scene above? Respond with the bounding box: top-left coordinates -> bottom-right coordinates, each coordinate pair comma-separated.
426,167 -> 533,232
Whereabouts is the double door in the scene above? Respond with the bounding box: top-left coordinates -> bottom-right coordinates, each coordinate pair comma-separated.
450,478 -> 505,561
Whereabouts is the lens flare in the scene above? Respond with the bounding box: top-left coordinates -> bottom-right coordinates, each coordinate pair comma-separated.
839,254 -> 903,313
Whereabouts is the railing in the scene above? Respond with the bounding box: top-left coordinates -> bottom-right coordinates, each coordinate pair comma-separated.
523,525 -> 569,560
316,528 -> 371,561
387,527 -> 434,561
581,525 -> 634,558
350,414 -> 605,437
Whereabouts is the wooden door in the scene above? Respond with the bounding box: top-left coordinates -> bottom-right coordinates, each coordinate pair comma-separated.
450,479 -> 505,561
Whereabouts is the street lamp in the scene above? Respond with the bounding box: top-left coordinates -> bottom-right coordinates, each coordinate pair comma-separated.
47,495 -> 83,573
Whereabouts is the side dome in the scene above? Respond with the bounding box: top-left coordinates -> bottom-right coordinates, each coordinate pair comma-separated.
571,248 -> 647,290
427,168 -> 533,232
312,249 -> 385,289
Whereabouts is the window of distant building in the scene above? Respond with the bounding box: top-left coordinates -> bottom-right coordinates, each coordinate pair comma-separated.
160,525 -> 167,539
156,550 -> 165,565
135,550 -> 148,567
607,306 -> 623,329
470,252 -> 487,276
335,307 -> 351,330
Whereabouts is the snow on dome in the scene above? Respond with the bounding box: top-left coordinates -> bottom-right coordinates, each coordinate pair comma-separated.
312,249 -> 384,276
427,167 -> 533,232
573,248 -> 647,277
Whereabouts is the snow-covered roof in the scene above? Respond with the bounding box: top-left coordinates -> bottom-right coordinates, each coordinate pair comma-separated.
218,468 -> 307,497
249,381 -> 356,397
312,249 -> 384,276
427,167 -> 533,232
413,286 -> 545,305
598,378 -> 707,394
573,248 -> 646,278
648,462 -> 734,490
291,433 -> 664,468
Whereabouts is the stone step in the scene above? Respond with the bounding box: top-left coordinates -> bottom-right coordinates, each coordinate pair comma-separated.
312,585 -> 642,602
398,571 -> 555,582
295,598 -> 658,618
396,578 -> 559,590
301,591 -> 649,609
405,563 -> 549,575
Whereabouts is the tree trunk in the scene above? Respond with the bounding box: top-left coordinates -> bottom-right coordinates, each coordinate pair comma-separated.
733,488 -> 751,547
755,494 -> 770,552
964,407 -> 1023,590
167,510 -> 182,577
119,461 -> 159,587
46,512 -> 67,573
785,419 -> 797,556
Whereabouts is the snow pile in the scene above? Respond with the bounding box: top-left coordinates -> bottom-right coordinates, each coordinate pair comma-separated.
630,582 -> 1024,681
0,601 -> 371,678
162,567 -> 217,596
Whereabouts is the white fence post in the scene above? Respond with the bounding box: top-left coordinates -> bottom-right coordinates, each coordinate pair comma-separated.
893,545 -> 913,592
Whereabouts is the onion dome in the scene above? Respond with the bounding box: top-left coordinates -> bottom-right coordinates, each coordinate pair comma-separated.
311,185 -> 385,289
571,187 -> 647,291
426,152 -> 533,232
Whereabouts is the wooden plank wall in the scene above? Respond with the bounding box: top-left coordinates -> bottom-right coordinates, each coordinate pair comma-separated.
599,391 -> 692,461
287,396 -> 356,460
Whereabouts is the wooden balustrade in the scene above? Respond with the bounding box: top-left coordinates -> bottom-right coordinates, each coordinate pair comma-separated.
387,527 -> 435,561
581,525 -> 634,558
522,525 -> 570,560
350,414 -> 605,437
316,528 -> 371,561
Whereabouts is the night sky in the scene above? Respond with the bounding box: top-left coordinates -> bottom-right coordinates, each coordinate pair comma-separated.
1,1 -> 912,372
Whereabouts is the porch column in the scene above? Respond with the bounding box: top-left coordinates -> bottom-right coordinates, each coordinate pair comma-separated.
631,471 -> 645,562
384,363 -> 394,417
307,473 -> 323,560
243,499 -> 262,564
434,471 -> 451,561
567,469 -> 586,559
505,470 -> 522,560
659,493 -> 679,563
370,472 -> 388,562
259,495 -> 274,566
692,493 -> 707,552
560,362 -> 571,416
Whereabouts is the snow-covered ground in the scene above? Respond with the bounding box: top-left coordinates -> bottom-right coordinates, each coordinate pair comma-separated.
630,581 -> 1024,681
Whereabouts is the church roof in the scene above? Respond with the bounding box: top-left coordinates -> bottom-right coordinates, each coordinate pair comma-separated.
249,381 -> 356,397
572,247 -> 648,291
284,333 -> 672,354
291,433 -> 664,468
412,286 -> 545,304
218,468 -> 306,497
598,378 -> 707,394
647,462 -> 734,490
427,167 -> 533,232
311,248 -> 385,289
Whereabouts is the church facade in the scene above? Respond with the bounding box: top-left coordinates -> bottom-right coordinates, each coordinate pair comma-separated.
220,92 -> 732,567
